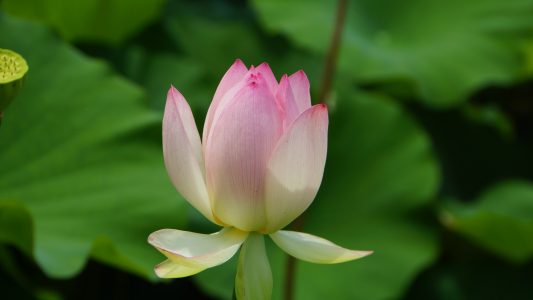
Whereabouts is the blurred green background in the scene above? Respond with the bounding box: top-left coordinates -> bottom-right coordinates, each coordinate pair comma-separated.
1,0 -> 533,299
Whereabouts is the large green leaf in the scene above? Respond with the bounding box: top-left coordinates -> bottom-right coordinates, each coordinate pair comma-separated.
196,90 -> 440,300
443,181 -> 533,263
252,0 -> 533,107
1,0 -> 165,45
0,15 -> 185,278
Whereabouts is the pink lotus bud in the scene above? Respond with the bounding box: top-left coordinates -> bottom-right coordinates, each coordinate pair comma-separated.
150,60 -> 371,297
164,59 -> 328,233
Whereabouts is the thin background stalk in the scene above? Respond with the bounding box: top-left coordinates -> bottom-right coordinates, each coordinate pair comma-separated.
318,0 -> 348,105
283,0 -> 349,299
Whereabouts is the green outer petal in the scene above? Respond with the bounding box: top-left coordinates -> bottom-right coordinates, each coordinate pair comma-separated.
270,230 -> 372,264
235,233 -> 272,300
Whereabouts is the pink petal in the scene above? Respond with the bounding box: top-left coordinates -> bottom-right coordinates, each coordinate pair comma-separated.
163,87 -> 215,222
204,66 -> 260,146
203,59 -> 248,143
264,104 -> 328,232
276,74 -> 300,128
288,70 -> 312,114
205,73 -> 283,232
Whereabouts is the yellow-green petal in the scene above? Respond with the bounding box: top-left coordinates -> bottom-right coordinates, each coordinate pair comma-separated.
148,227 -> 248,277
154,259 -> 205,278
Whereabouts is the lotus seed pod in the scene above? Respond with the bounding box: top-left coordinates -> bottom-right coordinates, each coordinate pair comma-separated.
0,48 -> 28,112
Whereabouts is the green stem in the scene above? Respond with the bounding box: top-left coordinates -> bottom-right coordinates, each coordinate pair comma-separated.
235,233 -> 272,300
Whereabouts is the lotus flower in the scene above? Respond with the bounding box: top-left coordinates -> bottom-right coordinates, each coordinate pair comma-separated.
148,60 -> 372,299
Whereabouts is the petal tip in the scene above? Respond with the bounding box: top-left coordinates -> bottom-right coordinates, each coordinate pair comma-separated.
167,85 -> 183,103
147,229 -> 171,246
256,62 -> 276,81
292,69 -> 306,78
232,58 -> 247,69
333,249 -> 373,263
147,231 -> 157,244
277,74 -> 289,89
354,250 -> 374,259
154,263 -> 163,273
147,236 -> 158,248
168,84 -> 177,94
309,103 -> 328,117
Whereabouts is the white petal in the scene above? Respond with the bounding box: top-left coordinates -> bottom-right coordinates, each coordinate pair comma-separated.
264,104 -> 328,232
235,233 -> 272,300
163,86 -> 214,222
270,230 -> 372,264
148,227 -> 248,273
154,259 -> 204,278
